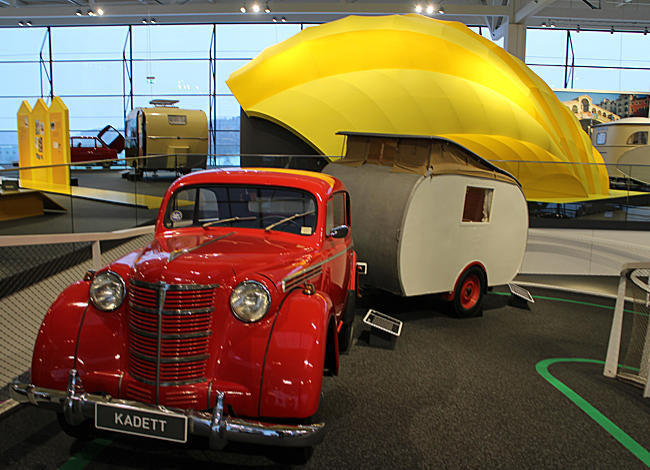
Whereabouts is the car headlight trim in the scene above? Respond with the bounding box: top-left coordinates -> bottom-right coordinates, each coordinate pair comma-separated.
89,271 -> 126,312
230,280 -> 271,323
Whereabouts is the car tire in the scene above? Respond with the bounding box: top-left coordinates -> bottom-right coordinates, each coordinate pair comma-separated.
56,413 -> 95,440
452,266 -> 486,318
338,290 -> 356,353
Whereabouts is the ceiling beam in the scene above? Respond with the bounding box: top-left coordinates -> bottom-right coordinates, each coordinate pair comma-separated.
0,2 -> 512,24
515,0 -> 558,23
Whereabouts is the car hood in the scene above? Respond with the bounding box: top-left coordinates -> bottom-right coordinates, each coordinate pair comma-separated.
130,230 -> 316,288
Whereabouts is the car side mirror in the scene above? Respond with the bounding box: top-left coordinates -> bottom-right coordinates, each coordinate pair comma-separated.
329,225 -> 349,239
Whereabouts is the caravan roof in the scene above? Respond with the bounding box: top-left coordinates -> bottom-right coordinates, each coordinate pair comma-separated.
335,131 -> 520,186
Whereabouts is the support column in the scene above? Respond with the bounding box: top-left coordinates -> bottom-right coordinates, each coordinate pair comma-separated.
506,23 -> 527,62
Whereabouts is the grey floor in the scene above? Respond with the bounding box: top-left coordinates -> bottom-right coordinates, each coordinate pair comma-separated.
1,286 -> 648,469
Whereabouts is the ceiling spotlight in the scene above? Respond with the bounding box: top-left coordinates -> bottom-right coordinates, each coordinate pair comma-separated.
415,4 -> 423,13
438,6 -> 445,14
25,20 -> 32,26
240,3 -> 246,13
281,16 -> 286,22
97,8 -> 104,16
75,9 -> 82,16
142,18 -> 147,23
272,16 -> 278,22
87,9 -> 95,16
264,2 -> 271,13
550,21 -> 556,28
541,21 -> 547,28
150,18 -> 156,24
426,4 -> 434,14
251,3 -> 260,13
18,20 -> 24,26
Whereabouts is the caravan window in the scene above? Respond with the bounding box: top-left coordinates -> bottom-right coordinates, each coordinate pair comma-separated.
595,132 -> 607,145
462,187 -> 494,223
168,115 -> 187,126
626,131 -> 648,145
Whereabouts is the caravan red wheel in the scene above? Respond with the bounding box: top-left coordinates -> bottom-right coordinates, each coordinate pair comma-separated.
459,274 -> 481,310
453,266 -> 486,318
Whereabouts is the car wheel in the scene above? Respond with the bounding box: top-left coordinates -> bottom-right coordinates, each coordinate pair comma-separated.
56,413 -> 95,440
338,290 -> 356,353
452,266 -> 486,318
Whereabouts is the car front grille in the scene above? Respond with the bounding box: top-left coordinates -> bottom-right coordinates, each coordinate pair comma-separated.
127,279 -> 218,391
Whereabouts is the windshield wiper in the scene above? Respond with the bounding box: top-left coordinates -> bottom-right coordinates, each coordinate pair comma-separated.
202,216 -> 257,229
264,210 -> 315,231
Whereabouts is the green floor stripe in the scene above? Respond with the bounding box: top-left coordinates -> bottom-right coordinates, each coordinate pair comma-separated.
490,291 -> 650,318
58,438 -> 112,470
536,358 -> 650,467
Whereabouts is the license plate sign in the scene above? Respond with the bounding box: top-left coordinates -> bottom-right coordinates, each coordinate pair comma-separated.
95,403 -> 187,443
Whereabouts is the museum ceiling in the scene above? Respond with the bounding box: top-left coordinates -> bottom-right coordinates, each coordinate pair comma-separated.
0,0 -> 649,35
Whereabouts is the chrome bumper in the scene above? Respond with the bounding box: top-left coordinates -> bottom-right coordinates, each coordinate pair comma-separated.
10,370 -> 325,449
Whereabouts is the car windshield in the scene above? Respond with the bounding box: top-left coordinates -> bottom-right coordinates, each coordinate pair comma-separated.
163,184 -> 318,236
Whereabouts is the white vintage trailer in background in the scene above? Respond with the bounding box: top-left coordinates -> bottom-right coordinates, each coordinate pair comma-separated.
325,132 -> 528,317
591,117 -> 650,183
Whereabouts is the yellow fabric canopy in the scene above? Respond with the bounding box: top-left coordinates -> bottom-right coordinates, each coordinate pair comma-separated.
227,14 -> 610,200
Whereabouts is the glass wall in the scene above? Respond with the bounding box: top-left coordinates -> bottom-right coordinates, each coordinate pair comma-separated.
0,23 -> 648,166
526,28 -> 650,91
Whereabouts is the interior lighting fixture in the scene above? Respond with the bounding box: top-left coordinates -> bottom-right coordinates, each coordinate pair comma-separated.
87,9 -> 95,16
97,8 -> 104,16
438,5 -> 445,14
541,21 -> 547,27
281,16 -> 286,22
150,18 -> 156,24
264,1 -> 271,13
142,18 -> 147,23
426,4 -> 434,14
25,20 -> 32,26
272,16 -> 278,22
414,4 -> 423,13
251,3 -> 260,13
550,20 -> 556,28
17,20 -> 24,26
75,9 -> 82,16
240,2 -> 246,13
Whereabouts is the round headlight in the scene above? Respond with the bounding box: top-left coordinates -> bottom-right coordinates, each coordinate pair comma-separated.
230,280 -> 271,323
89,271 -> 125,312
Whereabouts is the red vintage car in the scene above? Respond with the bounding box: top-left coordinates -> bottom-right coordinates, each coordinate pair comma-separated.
11,168 -> 358,462
70,125 -> 124,167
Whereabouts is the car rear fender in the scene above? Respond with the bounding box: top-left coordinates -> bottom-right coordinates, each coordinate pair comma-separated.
258,289 -> 333,419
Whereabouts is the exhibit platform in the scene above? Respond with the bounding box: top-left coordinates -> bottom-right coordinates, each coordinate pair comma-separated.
0,189 -> 65,222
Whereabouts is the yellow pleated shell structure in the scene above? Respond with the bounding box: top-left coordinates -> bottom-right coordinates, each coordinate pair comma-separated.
226,14 -> 610,200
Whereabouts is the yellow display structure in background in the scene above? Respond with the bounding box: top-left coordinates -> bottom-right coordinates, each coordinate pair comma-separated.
17,97 -> 71,194
16,101 -> 34,187
227,14 -> 611,201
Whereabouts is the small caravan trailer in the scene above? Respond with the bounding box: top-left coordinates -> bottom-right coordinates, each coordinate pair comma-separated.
324,132 -> 528,317
124,100 -> 208,176
591,117 -> 650,183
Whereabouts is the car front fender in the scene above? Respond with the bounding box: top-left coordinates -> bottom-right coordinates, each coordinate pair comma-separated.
258,290 -> 333,419
31,281 -> 89,389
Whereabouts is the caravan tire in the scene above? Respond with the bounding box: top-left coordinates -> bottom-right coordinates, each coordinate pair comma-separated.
452,266 -> 486,318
